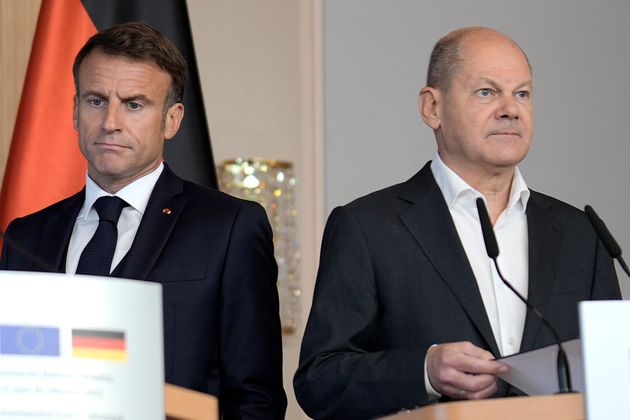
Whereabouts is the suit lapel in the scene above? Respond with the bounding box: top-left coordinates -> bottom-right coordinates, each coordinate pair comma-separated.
519,193 -> 562,351
398,163 -> 501,356
117,166 -> 187,280
37,191 -> 85,272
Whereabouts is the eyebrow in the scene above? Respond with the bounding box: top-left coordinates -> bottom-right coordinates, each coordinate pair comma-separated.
80,91 -> 154,104
80,90 -> 105,99
121,94 -> 153,104
479,78 -> 532,91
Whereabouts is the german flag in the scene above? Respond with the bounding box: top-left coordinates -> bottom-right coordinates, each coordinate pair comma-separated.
72,329 -> 126,362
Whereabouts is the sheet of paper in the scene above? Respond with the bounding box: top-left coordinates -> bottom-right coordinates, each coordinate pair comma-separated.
497,338 -> 584,395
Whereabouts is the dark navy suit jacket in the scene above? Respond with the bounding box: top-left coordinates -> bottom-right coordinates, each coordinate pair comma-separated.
1,166 -> 287,419
294,162 -> 620,419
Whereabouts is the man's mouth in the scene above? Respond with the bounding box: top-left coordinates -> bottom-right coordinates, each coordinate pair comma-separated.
94,142 -> 129,149
488,131 -> 520,137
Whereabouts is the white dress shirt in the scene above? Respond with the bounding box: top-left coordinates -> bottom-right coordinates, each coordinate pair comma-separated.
424,154 -> 530,397
66,163 -> 164,275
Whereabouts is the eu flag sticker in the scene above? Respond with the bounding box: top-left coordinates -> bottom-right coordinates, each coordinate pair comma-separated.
0,325 -> 60,356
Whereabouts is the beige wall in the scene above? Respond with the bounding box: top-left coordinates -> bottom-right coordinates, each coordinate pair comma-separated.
0,0 -> 42,182
187,2 -> 322,418
189,0 -> 301,163
1,1 -> 321,418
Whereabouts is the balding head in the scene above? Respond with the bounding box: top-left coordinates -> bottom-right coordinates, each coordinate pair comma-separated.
426,27 -> 531,91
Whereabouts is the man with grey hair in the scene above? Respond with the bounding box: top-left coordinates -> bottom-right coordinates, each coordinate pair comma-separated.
294,26 -> 619,418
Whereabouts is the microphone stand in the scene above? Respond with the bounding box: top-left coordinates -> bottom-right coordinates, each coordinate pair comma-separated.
475,198 -> 574,394
585,205 -> 630,277
490,258 -> 573,393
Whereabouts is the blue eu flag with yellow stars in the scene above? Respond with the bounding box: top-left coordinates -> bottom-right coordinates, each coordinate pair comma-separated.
0,325 -> 60,356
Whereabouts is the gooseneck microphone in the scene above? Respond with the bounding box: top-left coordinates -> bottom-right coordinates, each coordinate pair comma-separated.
0,229 -> 56,272
584,205 -> 630,277
475,198 -> 574,394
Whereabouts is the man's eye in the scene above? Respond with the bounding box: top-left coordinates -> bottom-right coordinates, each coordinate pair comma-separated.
88,98 -> 104,107
476,89 -> 493,97
516,91 -> 530,99
127,102 -> 142,110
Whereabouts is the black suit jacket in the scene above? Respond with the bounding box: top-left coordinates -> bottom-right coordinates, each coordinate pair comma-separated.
294,162 -> 620,419
1,166 -> 287,419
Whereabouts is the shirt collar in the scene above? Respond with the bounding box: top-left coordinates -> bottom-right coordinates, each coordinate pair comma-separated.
79,163 -> 164,220
506,166 -> 530,216
430,153 -> 530,214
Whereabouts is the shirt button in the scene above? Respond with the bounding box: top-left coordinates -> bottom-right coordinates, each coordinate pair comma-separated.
508,337 -> 515,346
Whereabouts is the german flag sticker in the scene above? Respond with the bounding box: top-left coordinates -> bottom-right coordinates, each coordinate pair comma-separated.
72,329 -> 126,362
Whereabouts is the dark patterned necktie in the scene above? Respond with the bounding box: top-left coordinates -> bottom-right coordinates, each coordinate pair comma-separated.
76,196 -> 128,276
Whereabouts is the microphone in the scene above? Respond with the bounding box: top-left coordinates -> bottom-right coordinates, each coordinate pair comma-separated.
584,205 -> 630,277
0,229 -> 57,272
475,198 -> 574,394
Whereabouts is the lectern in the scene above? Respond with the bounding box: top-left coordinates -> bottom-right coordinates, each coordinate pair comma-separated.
165,384 -> 218,420
0,272 -> 220,418
379,393 -> 584,420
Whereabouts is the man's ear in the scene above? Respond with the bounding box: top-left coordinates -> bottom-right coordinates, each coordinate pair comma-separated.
163,103 -> 185,140
73,95 -> 79,130
419,86 -> 441,130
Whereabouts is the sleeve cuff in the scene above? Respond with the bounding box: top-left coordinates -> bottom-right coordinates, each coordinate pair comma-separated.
424,344 -> 442,401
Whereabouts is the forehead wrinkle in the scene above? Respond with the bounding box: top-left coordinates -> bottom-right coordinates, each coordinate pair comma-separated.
79,85 -> 157,105
79,53 -> 170,93
476,78 -> 532,91
83,72 -> 157,89
79,76 -> 166,107
458,32 -> 530,70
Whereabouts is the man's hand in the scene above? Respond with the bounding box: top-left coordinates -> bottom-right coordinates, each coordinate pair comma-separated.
427,341 -> 508,400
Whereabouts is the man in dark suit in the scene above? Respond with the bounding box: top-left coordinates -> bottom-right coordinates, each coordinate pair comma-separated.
294,26 -> 620,418
0,22 -> 286,419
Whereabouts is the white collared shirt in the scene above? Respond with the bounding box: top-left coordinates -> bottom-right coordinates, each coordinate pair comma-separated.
66,163 -> 164,274
431,154 -> 530,356
424,154 -> 530,398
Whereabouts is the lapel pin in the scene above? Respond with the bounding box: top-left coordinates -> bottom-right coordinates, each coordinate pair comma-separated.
162,208 -> 172,215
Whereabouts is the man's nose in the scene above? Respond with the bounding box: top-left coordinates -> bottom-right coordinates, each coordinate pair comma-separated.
496,95 -> 520,120
102,103 -> 122,132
